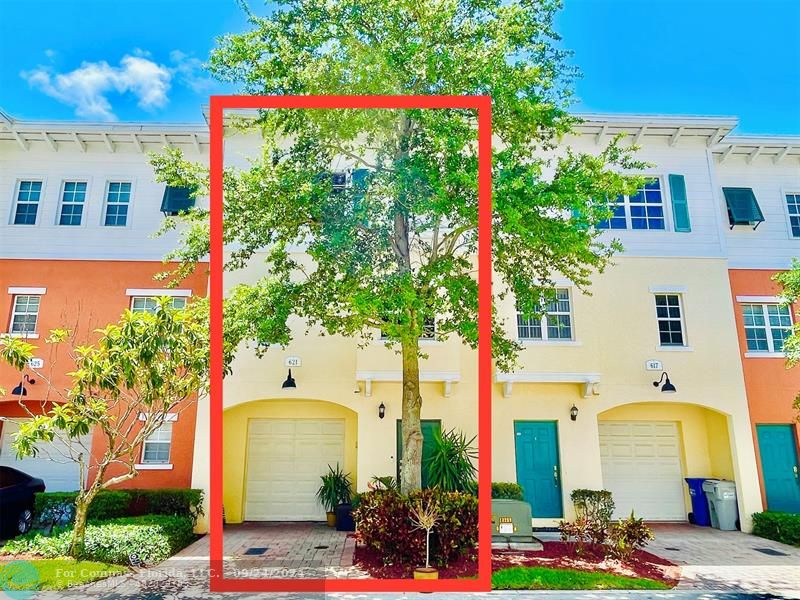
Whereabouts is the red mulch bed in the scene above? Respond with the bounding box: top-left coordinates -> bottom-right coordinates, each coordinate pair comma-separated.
354,541 -> 679,586
492,541 -> 679,587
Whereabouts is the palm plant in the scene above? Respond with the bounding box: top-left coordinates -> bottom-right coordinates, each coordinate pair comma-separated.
316,463 -> 353,513
424,428 -> 478,492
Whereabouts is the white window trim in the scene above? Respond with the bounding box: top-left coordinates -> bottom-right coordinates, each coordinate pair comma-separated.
8,294 -> 42,337
126,289 -> 191,297
736,295 -> 784,304
653,292 -> 688,348
135,463 -> 174,470
56,179 -> 90,227
138,412 -> 179,422
102,179 -> 134,228
8,287 -> 46,295
9,178 -> 45,227
741,302 -> 792,355
782,188 -> 800,240
140,422 -> 173,465
598,175 -> 671,232
650,285 -> 687,294
4,332 -> 40,339
516,288 -> 576,342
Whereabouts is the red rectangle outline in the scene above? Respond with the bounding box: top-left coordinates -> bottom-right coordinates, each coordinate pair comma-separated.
209,95 -> 492,593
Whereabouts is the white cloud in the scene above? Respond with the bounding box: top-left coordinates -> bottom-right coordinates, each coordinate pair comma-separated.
21,53 -> 172,120
169,50 -> 213,93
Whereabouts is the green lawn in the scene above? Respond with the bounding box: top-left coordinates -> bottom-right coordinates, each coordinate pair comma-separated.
492,566 -> 670,590
0,558 -> 127,591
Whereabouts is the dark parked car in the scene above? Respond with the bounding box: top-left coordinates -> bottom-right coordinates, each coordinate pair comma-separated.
0,466 -> 45,536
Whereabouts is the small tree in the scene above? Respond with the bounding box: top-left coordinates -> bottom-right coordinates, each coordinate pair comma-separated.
0,298 -> 207,557
409,497 -> 441,570
773,262 -> 800,415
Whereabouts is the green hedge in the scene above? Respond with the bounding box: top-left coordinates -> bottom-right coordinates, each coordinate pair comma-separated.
752,512 -> 800,547
34,488 -> 203,527
492,482 -> 524,501
2,515 -> 195,565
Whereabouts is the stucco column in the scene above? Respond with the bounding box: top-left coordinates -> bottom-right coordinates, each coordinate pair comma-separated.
727,411 -> 763,532
191,393 -> 210,533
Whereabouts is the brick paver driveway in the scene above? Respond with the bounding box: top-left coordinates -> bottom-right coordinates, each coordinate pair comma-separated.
647,523 -> 800,595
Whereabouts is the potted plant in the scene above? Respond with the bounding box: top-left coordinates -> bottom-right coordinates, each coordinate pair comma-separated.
410,497 -> 441,580
316,463 -> 353,527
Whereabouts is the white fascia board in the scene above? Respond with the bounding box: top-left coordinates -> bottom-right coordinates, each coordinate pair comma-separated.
126,288 -> 192,297
8,287 -> 46,295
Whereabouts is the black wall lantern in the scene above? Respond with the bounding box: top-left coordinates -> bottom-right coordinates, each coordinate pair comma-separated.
570,404 -> 579,421
11,374 -> 35,397
653,371 -> 677,393
281,369 -> 297,389
378,402 -> 386,419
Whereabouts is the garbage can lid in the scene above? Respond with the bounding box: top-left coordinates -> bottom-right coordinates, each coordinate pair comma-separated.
701,479 -> 719,491
714,480 -> 736,490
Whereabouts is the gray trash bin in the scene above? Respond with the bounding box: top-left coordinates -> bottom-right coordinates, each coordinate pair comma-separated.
702,479 -> 739,530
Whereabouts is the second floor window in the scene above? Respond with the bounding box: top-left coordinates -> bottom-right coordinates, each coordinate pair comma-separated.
141,423 -> 172,464
12,181 -> 42,225
655,294 -> 685,346
598,178 -> 665,231
131,296 -> 187,314
517,289 -> 573,341
786,193 -> 800,238
10,295 -> 40,334
104,182 -> 131,226
742,303 -> 792,353
59,181 -> 87,226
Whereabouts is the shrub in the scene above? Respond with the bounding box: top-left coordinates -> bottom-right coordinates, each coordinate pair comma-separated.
354,488 -> 477,567
607,511 -> 654,561
752,512 -> 800,547
491,482 -> 524,501
424,428 -> 477,493
2,515 -> 195,565
561,489 -> 614,546
35,491 -> 131,529
127,489 -> 204,524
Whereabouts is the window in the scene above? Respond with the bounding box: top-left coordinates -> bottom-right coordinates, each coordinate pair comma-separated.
722,187 -> 764,229
58,181 -> 87,226
141,423 -> 172,464
742,304 -> 792,353
12,181 -> 42,225
517,289 -> 573,341
130,296 -> 187,314
786,193 -> 800,238
380,316 -> 437,340
10,295 -> 40,334
598,178 -> 665,230
655,294 -> 685,346
104,182 -> 131,226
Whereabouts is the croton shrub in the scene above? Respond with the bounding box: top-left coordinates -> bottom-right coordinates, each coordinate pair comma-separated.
354,488 -> 478,567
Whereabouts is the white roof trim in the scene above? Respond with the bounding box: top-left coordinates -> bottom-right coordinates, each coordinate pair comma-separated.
8,287 -> 46,295
126,288 -> 191,297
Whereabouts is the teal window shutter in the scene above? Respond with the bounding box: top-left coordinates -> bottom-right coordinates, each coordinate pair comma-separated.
722,187 -> 765,229
160,186 -> 195,216
668,174 -> 691,232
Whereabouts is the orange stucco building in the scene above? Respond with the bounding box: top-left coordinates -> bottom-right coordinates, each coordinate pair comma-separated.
0,259 -> 207,490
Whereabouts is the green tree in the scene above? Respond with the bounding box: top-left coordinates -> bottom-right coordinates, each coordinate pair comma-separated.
151,0 -> 643,493
774,262 -> 800,414
0,299 -> 207,557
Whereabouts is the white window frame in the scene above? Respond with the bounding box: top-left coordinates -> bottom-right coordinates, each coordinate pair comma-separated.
783,189 -> 800,240
379,316 -> 438,342
740,301 -> 793,357
517,288 -> 575,342
654,292 -> 688,349
597,176 -> 669,231
8,294 -> 41,337
57,180 -> 89,227
130,296 -> 188,314
10,179 -> 45,226
139,422 -> 173,466
102,180 -> 133,227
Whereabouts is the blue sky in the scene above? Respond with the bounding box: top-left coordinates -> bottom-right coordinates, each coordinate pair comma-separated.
1,0 -> 798,133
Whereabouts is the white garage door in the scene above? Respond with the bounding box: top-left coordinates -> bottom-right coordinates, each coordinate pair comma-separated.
599,421 -> 686,521
244,418 -> 346,521
0,420 -> 90,492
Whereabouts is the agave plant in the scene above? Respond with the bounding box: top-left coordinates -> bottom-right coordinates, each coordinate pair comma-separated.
424,428 -> 477,492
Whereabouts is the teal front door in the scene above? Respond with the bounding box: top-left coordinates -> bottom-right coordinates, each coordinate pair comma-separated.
514,421 -> 563,518
397,419 -> 441,488
757,424 -> 800,513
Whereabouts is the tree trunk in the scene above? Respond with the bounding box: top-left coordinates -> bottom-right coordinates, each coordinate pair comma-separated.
400,339 -> 423,494
69,492 -> 91,558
